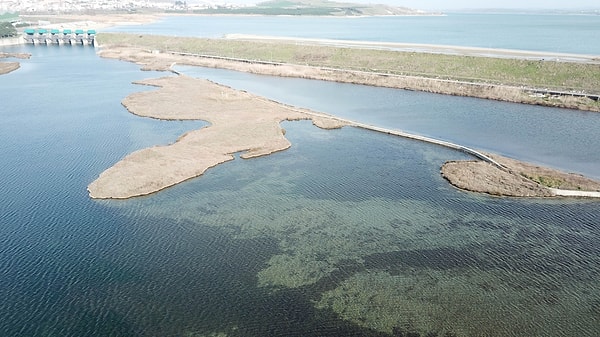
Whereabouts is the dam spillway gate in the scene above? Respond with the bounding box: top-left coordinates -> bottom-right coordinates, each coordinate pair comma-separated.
23,28 -> 96,46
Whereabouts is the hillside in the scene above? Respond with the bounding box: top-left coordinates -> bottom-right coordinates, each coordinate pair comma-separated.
192,0 -> 436,16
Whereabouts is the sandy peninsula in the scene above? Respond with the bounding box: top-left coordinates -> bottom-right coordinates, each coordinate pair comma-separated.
89,46 -> 600,199
87,75 -> 346,199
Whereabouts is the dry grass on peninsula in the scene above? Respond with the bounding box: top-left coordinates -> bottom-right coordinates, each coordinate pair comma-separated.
87,75 -> 346,199
441,153 -> 600,197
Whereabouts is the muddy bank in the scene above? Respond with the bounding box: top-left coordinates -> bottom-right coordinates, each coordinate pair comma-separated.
0,62 -> 19,75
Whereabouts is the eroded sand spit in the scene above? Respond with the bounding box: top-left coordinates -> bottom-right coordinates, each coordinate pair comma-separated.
87,75 -> 346,199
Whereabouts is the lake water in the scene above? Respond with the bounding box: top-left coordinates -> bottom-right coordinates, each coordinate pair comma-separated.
108,13 -> 600,54
174,65 -> 600,179
1,14 -> 600,337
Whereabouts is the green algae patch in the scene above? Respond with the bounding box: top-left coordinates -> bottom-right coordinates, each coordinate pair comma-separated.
103,126 -> 600,336
316,271 -> 443,335
257,254 -> 335,288
246,196 -> 496,289
185,331 -> 230,337
316,269 -> 600,336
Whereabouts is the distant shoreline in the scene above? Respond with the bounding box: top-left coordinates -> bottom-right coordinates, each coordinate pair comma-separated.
225,34 -> 600,64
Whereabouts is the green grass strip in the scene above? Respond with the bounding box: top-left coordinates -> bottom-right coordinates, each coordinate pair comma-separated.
97,33 -> 600,94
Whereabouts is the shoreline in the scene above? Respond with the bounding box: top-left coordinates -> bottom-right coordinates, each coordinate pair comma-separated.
19,13 -> 162,30
0,52 -> 31,75
87,48 -> 600,199
95,38 -> 600,112
225,34 -> 600,64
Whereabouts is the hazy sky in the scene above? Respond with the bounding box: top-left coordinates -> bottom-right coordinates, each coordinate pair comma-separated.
234,0 -> 598,10
382,0 -> 597,10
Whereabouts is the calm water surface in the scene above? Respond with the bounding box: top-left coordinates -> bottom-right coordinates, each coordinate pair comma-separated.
109,13 -> 600,54
175,65 -> 600,179
1,21 -> 599,337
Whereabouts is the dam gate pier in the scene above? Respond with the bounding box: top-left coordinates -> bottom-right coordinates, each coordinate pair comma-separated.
23,28 -> 96,46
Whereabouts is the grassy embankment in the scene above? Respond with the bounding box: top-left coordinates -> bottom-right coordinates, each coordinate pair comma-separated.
97,33 -> 600,111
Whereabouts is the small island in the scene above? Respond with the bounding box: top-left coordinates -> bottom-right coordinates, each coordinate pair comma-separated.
441,154 -> 600,198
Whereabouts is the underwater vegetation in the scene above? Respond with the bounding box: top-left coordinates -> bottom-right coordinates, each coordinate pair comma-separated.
110,124 -> 600,336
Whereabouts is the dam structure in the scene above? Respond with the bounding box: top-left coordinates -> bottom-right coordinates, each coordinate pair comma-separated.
23,28 -> 96,46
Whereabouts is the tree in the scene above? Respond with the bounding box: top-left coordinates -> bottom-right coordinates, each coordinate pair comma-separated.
0,22 -> 17,38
